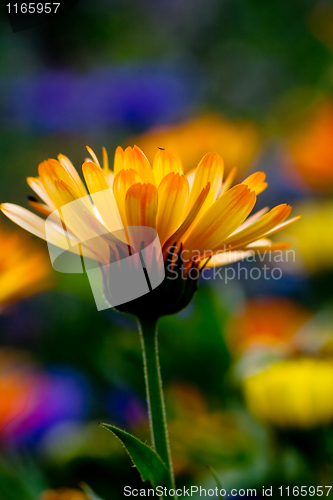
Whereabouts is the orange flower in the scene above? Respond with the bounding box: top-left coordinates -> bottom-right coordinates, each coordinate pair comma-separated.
0,351 -> 36,438
1,145 -> 297,316
131,114 -> 261,176
228,298 -> 310,355
286,101 -> 333,191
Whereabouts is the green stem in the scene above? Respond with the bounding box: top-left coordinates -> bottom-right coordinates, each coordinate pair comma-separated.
137,316 -> 175,487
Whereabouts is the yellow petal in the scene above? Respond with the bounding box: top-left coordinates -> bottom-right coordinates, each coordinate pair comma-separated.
242,171 -> 268,195
115,146 -> 155,185
185,152 -> 224,219
225,204 -> 293,250
157,172 -> 189,246
114,146 -> 124,176
82,161 -> 111,194
113,168 -> 142,226
219,167 -> 237,196
27,177 -> 56,210
162,184 -> 210,256
28,200 -> 52,217
152,148 -> 183,187
39,160 -> 88,209
57,154 -> 88,198
206,250 -> 255,267
184,184 -> 256,254
82,161 -> 123,233
125,182 -> 158,229
102,146 -> 109,175
54,180 -> 111,263
1,203 -> 67,248
86,146 -> 101,167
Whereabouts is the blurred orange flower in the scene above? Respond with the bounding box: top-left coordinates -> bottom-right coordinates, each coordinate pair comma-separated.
131,114 -> 261,176
286,101 -> 333,191
40,489 -> 89,500
0,225 -> 52,309
228,298 -> 310,355
0,351 -> 36,439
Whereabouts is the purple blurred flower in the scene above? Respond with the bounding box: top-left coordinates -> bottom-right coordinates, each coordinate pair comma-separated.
1,359 -> 90,448
2,63 -> 203,134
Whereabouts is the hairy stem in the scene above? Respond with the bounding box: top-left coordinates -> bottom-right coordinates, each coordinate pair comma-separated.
138,316 -> 175,487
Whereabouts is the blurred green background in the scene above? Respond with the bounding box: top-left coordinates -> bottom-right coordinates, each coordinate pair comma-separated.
0,0 -> 333,498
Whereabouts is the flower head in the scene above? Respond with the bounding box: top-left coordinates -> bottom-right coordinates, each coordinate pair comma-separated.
243,358 -> 333,429
1,145 -> 298,316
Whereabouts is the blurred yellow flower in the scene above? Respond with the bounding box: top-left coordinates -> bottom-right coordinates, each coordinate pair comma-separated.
1,145 -> 297,316
131,114 -> 261,176
0,225 -> 51,309
280,199 -> 333,273
286,101 -> 333,191
228,298 -> 310,355
244,358 -> 333,429
40,489 -> 89,500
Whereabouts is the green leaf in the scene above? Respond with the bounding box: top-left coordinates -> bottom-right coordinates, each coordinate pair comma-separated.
207,465 -> 224,499
80,482 -> 106,500
101,423 -> 172,489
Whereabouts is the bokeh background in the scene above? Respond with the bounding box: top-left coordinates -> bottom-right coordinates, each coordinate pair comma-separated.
0,0 -> 333,498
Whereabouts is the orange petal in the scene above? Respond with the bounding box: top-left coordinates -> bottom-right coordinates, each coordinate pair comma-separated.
28,200 -> 52,217
219,167 -> 237,196
184,184 -> 256,254
27,176 -> 56,210
185,152 -> 224,220
225,204 -> 293,250
102,147 -> 109,175
82,161 -> 111,194
162,184 -> 210,256
113,168 -> 142,226
114,146 -> 124,176
125,182 -> 158,229
152,148 -> 183,186
115,146 -> 155,185
82,161 -> 123,233
242,171 -> 268,195
157,172 -> 189,246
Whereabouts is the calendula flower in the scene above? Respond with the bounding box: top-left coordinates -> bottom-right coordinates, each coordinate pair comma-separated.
228,298 -> 310,356
286,101 -> 333,191
1,144 -> 298,489
0,224 -> 51,309
131,114 -> 261,176
243,358 -> 333,429
1,145 -> 297,317
40,489 -> 89,500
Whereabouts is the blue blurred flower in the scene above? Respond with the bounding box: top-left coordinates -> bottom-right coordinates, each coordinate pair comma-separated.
2,63 -> 203,134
